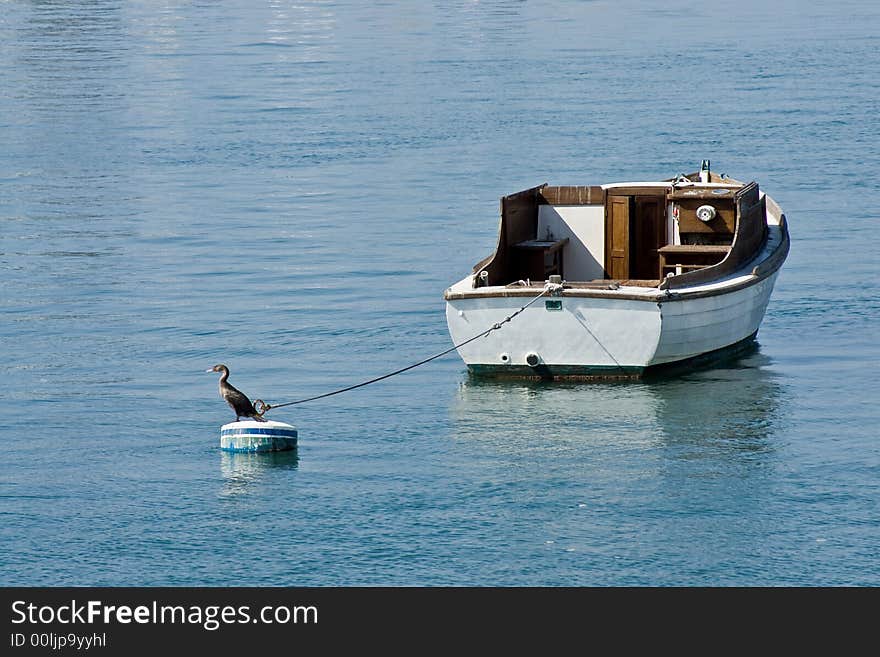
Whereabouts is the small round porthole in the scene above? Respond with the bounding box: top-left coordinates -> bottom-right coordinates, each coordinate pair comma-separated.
499,353 -> 510,364
696,205 -> 717,222
525,352 -> 540,367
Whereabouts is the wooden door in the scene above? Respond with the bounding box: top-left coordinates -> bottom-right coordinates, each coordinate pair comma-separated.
606,195 -> 630,279
632,196 -> 665,279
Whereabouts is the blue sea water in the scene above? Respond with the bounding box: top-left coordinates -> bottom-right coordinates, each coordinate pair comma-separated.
1,0 -> 878,586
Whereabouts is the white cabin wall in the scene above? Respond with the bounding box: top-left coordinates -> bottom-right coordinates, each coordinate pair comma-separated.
537,205 -> 605,281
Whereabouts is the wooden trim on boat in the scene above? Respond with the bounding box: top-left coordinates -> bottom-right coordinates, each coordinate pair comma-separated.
657,245 -> 731,255
445,286 -> 658,303
538,186 -> 605,205
668,189 -> 738,200
602,185 -> 670,197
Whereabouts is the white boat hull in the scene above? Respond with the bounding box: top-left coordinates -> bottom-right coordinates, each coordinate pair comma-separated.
445,271 -> 780,378
652,272 -> 778,365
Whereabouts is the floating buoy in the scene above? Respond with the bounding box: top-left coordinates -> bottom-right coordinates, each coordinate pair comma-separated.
220,420 -> 298,453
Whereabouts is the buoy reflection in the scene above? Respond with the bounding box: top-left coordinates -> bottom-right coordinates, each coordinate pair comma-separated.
219,449 -> 299,497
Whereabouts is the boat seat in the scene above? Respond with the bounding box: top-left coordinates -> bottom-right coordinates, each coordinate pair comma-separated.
658,244 -> 731,277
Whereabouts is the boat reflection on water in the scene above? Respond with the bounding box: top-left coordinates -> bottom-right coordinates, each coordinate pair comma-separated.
641,344 -> 786,456
219,449 -> 299,498
449,343 -> 789,577
450,342 -> 787,460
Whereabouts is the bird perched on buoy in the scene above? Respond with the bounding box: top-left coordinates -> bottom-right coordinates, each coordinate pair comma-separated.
207,364 -> 266,422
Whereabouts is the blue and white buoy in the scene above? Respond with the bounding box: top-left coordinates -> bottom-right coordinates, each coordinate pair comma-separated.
220,420 -> 298,453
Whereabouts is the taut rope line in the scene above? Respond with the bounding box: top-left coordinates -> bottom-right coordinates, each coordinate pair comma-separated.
255,284 -> 557,416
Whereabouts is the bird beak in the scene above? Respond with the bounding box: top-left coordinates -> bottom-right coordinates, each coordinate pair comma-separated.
205,368 -> 214,373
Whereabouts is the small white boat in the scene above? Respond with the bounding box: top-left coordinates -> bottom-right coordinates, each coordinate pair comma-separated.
444,161 -> 789,378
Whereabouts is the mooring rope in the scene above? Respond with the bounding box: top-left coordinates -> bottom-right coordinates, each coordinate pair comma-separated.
255,284 -> 558,416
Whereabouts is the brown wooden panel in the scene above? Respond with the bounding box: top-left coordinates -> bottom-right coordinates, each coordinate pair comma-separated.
735,180 -> 760,209
668,188 -> 739,200
659,181 -> 769,290
604,186 -> 669,197
502,186 -> 542,246
605,195 -> 630,279
473,184 -> 545,286
727,182 -> 767,269
675,198 -> 736,234
538,186 -> 605,205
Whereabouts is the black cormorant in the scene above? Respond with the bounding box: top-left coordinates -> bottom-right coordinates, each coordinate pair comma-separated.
207,364 -> 266,422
